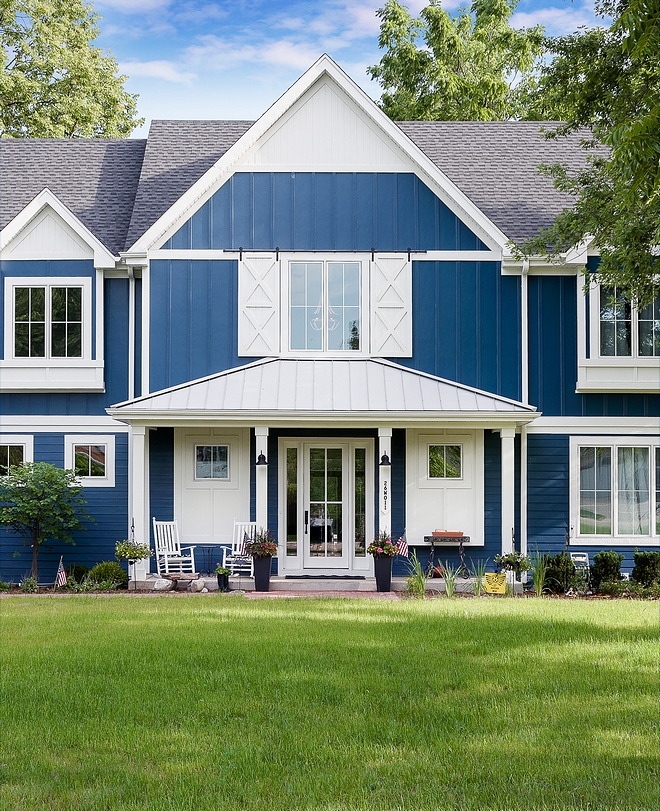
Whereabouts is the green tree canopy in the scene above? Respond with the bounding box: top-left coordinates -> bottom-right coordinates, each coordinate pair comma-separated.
368,0 -> 546,121
0,462 -> 90,580
519,0 -> 660,306
0,0 -> 143,137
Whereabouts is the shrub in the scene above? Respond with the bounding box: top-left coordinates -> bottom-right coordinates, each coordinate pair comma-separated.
631,550 -> 660,587
592,550 -> 624,592
19,575 -> 38,593
65,563 -> 90,583
544,553 -> 578,594
89,561 -> 127,586
405,551 -> 429,597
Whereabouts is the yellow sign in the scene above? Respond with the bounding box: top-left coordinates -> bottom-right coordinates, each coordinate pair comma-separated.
484,572 -> 506,594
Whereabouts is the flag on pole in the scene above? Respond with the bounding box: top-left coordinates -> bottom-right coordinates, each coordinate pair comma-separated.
55,556 -> 67,588
396,532 -> 409,558
241,531 -> 249,556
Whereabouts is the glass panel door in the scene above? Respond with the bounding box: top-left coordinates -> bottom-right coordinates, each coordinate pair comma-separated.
303,445 -> 348,568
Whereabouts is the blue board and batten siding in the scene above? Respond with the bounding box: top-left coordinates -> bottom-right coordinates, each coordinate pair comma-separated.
163,173 -> 487,252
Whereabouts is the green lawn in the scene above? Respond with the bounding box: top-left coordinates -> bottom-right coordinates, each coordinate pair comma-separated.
0,596 -> 657,810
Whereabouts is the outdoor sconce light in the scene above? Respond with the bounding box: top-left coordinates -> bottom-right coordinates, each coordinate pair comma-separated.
256,451 -> 268,466
379,453 -> 391,466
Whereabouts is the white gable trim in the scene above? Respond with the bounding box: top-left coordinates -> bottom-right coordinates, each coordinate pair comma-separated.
128,55 -> 508,255
0,188 -> 117,268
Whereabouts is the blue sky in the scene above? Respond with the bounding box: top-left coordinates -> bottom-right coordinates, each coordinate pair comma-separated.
93,0 -> 605,137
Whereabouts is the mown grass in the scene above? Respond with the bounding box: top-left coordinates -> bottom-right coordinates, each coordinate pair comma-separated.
0,596 -> 657,810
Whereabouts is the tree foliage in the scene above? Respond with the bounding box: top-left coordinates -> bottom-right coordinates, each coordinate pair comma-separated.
0,0 -> 143,137
518,0 -> 660,306
368,0 -> 545,121
0,462 -> 90,580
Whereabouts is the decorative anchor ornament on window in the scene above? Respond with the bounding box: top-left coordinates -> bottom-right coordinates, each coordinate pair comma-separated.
310,299 -> 340,332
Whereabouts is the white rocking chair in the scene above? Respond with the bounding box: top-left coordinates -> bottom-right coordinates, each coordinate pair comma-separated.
153,518 -> 198,575
221,521 -> 256,577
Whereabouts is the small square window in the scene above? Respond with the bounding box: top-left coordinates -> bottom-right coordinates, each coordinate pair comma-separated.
0,445 -> 24,476
429,445 -> 462,479
195,445 -> 229,479
74,445 -> 106,478
65,435 -> 115,487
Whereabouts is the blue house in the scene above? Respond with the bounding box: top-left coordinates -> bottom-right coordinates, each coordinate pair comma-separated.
1,56 -> 658,585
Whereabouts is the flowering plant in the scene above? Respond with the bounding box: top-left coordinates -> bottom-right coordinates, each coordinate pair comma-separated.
244,528 -> 278,558
115,539 -> 151,561
367,531 -> 397,557
494,551 -> 532,574
215,564 -> 231,575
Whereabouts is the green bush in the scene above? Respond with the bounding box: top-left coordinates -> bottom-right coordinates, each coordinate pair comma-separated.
631,550 -> 660,587
88,561 -> 127,586
65,563 -> 90,583
19,575 -> 38,593
592,550 -> 624,592
544,553 -> 578,594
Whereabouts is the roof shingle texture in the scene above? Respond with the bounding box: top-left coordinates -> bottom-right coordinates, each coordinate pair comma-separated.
0,138 -> 146,255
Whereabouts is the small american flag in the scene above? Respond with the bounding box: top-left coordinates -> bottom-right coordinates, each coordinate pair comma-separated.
396,532 -> 408,558
55,556 -> 67,588
241,531 -> 249,556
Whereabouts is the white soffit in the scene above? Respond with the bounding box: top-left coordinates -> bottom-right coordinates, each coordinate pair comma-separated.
131,55 -> 508,254
0,188 -> 117,267
108,358 -> 537,423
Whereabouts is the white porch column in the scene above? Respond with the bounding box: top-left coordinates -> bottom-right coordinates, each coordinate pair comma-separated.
130,425 -> 149,581
500,426 -> 516,555
255,427 -> 269,529
378,428 -> 392,538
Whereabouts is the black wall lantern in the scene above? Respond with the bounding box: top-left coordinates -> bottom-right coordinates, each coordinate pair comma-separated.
256,451 -> 268,466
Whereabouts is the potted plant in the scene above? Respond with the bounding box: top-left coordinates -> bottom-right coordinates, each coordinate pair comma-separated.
115,539 -> 152,590
215,564 -> 231,592
494,550 -> 532,581
367,531 -> 397,592
244,528 -> 277,592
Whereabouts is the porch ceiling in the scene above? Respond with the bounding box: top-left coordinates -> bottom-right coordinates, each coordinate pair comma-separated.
107,358 -> 538,426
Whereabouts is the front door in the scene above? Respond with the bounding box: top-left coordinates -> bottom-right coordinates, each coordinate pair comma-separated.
279,438 -> 373,574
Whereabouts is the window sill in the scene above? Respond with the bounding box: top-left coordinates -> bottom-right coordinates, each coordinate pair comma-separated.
0,361 -> 105,392
573,537 -> 659,547
577,358 -> 660,392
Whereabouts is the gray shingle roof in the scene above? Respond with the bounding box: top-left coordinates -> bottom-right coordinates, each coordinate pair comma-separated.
0,138 -> 146,256
398,121 -> 594,244
125,120 -> 253,248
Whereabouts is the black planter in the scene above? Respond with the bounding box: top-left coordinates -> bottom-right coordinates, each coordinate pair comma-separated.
253,555 -> 272,592
374,555 -> 393,592
217,573 -> 229,592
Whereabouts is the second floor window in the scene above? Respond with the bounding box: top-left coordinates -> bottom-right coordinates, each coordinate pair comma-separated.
290,261 -> 360,351
600,286 -> 660,357
14,285 -> 82,358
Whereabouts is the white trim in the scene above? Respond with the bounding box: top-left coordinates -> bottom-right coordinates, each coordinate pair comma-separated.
127,56 -> 507,254
64,434 -> 116,488
0,189 -> 116,267
0,434 -> 34,463
520,425 -> 528,557
500,427 -> 516,555
569,435 -> 659,546
0,416 -> 129,431
149,249 -> 501,262
527,417 -> 660,434
141,261 -> 150,395
193,443 -> 230,482
128,271 -> 135,401
521,261 -> 529,405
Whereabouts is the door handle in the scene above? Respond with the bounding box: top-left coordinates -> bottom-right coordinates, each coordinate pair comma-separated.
304,510 -> 309,534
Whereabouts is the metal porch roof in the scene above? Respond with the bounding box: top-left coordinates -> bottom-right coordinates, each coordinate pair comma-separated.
108,358 -> 537,425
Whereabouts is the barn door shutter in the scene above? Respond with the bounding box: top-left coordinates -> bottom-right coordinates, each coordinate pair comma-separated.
238,254 -> 280,356
370,255 -> 412,357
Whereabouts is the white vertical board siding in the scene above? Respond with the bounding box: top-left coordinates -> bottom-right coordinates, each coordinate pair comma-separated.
238,254 -> 280,356
370,255 -> 413,357
3,208 -> 93,259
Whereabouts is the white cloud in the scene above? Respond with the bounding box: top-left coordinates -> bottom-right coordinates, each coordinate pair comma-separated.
511,4 -> 603,35
96,0 -> 170,11
119,60 -> 197,83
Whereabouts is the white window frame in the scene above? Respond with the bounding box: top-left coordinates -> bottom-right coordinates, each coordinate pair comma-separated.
65,434 -> 115,488
0,434 -> 34,474
577,281 -> 660,392
1,276 -> 104,392
194,443 -> 230,482
570,435 -> 659,545
281,254 -> 369,357
427,443 -> 463,481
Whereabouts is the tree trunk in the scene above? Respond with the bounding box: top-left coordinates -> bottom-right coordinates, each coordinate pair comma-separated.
31,535 -> 40,580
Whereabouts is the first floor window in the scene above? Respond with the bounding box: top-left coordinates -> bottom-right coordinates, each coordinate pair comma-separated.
195,445 -> 228,479
74,445 -> 106,478
290,261 -> 360,351
429,445 -> 462,479
14,285 -> 82,358
65,435 -> 115,487
0,444 -> 24,476
578,441 -> 657,538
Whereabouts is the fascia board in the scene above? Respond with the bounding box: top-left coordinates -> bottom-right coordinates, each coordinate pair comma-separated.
0,188 -> 117,267
128,55 -> 509,254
